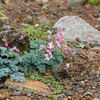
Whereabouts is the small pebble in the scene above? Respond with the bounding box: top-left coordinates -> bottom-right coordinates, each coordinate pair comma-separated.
78,8 -> 85,13
34,24 -> 39,27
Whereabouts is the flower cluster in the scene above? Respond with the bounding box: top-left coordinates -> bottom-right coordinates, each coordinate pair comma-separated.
5,42 -> 20,53
40,44 -> 53,61
40,28 -> 71,61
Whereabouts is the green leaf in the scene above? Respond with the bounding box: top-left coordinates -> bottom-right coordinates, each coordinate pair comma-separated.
37,65 -> 46,73
77,43 -> 85,48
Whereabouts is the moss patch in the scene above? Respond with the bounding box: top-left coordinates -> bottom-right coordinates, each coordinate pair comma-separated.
88,0 -> 100,6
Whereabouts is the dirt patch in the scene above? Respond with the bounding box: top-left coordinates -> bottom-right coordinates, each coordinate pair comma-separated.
0,0 -> 99,28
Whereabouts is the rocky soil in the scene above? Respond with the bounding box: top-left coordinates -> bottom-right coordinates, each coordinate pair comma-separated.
0,0 -> 100,100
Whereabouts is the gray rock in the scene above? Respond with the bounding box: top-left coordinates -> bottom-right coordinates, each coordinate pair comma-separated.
31,12 -> 39,17
24,8 -> 30,13
77,8 -> 85,13
13,90 -> 22,96
64,90 -> 74,96
53,16 -> 100,45
3,25 -> 11,30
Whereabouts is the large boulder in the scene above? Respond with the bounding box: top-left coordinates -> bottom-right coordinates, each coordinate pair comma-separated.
53,16 -> 100,45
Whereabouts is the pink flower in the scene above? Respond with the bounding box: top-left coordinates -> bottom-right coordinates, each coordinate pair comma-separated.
13,46 -> 20,52
48,42 -> 54,49
46,49 -> 53,58
58,27 -> 62,32
56,40 -> 61,47
64,51 -> 68,55
59,46 -> 63,51
5,42 -> 8,47
66,45 -> 71,51
44,54 -> 50,61
40,45 -> 47,50
56,34 -> 63,41
65,63 -> 70,67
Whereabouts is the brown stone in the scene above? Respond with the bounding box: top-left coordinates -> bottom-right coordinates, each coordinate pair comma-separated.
5,79 -> 51,95
0,89 -> 9,98
64,85 -> 72,90
52,65 -> 70,80
0,21 -> 29,49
